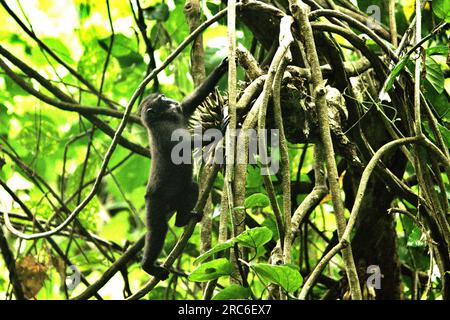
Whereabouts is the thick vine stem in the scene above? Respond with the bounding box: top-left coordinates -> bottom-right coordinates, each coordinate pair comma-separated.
271,47 -> 293,263
299,242 -> 345,299
225,0 -> 242,286
388,0 -> 398,47
184,0 -> 211,278
237,46 -> 265,80
236,75 -> 267,112
290,144 -> 327,237
413,0 -> 422,137
184,0 -> 206,86
254,15 -> 294,250
289,0 -> 362,300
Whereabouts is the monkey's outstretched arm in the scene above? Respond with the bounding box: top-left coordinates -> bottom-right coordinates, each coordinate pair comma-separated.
181,58 -> 228,117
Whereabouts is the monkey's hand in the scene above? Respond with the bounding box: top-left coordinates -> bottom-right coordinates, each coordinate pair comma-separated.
218,57 -> 229,72
175,211 -> 203,227
191,210 -> 203,223
141,263 -> 169,280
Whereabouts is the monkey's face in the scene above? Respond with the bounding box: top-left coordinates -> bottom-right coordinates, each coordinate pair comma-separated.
139,94 -> 181,126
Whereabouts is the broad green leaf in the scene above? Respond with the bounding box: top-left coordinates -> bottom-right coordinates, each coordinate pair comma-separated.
251,263 -> 302,293
425,57 -> 445,94
383,55 -> 409,92
41,37 -> 74,64
245,193 -> 270,208
4,75 -> 28,97
407,226 -> 425,247
98,34 -> 143,68
433,0 -> 450,21
262,216 -> 280,241
194,239 -> 235,264
212,284 -> 251,300
194,227 -> 273,264
426,45 -> 448,56
235,227 -> 273,249
425,121 -> 450,148
421,80 -> 449,120
189,258 -> 234,282
0,103 -> 9,135
150,23 -> 172,49
437,123 -> 450,148
143,3 -> 170,21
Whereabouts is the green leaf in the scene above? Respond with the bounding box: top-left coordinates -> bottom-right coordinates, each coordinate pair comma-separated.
150,23 -> 172,49
433,0 -> 450,21
189,258 -> 234,282
194,239 -> 235,264
424,57 -> 445,94
77,3 -> 91,21
437,123 -> 450,148
383,55 -> 409,92
426,45 -> 448,56
98,34 -> 143,68
244,193 -> 270,208
421,80 -> 449,120
4,75 -> 28,97
0,103 -> 9,135
42,37 -> 74,64
252,263 -> 302,293
194,227 -> 273,264
407,226 -> 425,247
143,3 -> 170,21
212,284 -> 251,300
235,227 -> 273,250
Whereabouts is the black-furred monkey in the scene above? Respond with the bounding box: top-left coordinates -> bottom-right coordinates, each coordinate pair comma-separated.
138,58 -> 228,280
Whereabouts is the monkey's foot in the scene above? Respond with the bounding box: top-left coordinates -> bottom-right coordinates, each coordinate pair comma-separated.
191,210 -> 203,223
141,263 -> 169,280
175,211 -> 203,227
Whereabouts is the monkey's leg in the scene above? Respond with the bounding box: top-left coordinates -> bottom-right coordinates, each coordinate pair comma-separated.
175,182 -> 201,227
141,197 -> 170,280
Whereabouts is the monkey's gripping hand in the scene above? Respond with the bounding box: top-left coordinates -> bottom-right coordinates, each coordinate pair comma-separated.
141,263 -> 169,280
218,57 -> 229,73
174,210 -> 203,227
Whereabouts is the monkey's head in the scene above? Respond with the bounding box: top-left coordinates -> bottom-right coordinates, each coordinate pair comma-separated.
139,93 -> 181,127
